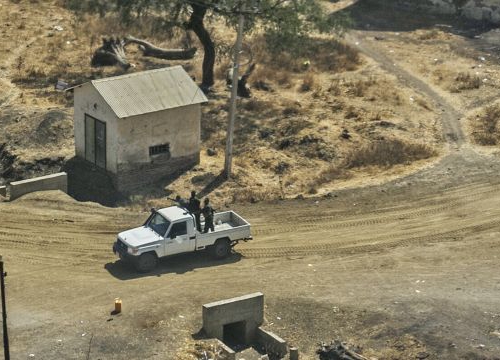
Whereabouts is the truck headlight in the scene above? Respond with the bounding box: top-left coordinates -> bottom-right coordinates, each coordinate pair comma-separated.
127,247 -> 138,255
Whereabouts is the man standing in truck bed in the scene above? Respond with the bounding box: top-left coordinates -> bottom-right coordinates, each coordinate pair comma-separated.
188,190 -> 202,232
202,198 -> 215,233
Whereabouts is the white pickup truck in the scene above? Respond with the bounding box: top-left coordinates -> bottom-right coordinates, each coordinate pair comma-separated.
112,206 -> 252,272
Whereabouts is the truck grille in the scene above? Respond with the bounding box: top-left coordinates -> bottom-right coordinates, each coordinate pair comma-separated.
115,239 -> 128,255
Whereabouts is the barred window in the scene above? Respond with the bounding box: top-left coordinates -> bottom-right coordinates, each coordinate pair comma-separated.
149,143 -> 170,156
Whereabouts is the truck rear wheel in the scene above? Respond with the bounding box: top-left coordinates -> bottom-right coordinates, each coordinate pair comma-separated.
135,252 -> 158,273
211,239 -> 230,259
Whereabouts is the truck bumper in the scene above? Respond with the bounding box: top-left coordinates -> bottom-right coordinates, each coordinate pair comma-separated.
113,241 -> 136,263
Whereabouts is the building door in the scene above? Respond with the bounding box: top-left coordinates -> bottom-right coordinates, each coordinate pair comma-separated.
84,114 -> 106,169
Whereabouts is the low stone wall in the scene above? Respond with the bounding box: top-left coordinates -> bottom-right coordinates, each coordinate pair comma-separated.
8,172 -> 68,200
256,327 -> 288,358
215,339 -> 236,360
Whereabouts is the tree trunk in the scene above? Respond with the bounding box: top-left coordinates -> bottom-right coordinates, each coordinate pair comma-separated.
125,36 -> 197,60
91,37 -> 131,70
185,3 -> 215,91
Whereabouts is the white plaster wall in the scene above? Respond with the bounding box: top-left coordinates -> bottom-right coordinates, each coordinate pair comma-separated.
73,84 -> 119,173
116,104 -> 201,166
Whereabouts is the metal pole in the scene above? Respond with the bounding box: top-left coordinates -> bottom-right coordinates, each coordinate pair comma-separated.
223,7 -> 245,179
0,256 -> 10,360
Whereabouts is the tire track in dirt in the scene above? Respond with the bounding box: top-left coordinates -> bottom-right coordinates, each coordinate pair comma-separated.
252,183 -> 500,235
240,219 -> 500,258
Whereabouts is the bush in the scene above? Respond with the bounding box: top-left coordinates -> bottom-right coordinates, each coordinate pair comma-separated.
308,138 -> 437,189
299,73 -> 317,92
450,72 -> 481,92
345,138 -> 437,168
471,104 -> 500,145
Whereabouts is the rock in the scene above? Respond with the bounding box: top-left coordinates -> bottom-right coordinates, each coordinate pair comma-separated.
253,80 -> 273,92
340,129 -> 351,139
206,148 -> 217,156
416,352 -> 429,359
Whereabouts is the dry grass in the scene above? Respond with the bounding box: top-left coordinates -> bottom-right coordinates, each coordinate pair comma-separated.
414,96 -> 431,110
449,72 -> 482,93
416,29 -> 440,40
231,186 -> 282,203
345,76 -> 376,97
176,340 -> 228,360
309,164 -> 352,191
309,138 -> 437,189
299,73 -> 317,92
242,99 -> 274,112
471,103 -> 500,145
345,138 -> 437,168
249,35 -> 360,89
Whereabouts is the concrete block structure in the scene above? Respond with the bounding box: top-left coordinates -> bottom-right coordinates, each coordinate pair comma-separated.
8,172 -> 67,200
0,185 -> 6,197
256,328 -> 288,358
203,292 -> 264,345
72,66 -> 207,193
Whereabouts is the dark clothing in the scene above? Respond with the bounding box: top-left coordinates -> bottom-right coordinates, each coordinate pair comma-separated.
188,197 -> 201,213
188,196 -> 202,232
202,205 -> 215,233
194,213 -> 202,232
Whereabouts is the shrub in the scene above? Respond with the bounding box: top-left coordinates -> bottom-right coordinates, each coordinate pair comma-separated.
299,73 -> 317,92
450,72 -> 481,92
471,104 -> 500,145
345,138 -> 437,168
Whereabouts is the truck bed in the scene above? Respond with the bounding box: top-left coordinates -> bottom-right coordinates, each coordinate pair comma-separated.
196,210 -> 251,247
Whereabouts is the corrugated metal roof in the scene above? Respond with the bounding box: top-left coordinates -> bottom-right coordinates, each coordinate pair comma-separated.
90,66 -> 208,119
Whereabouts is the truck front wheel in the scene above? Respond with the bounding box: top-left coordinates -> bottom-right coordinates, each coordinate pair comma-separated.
211,239 -> 231,259
135,252 -> 158,273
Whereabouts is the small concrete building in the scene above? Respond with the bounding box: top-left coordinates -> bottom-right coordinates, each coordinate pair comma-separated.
73,66 -> 207,192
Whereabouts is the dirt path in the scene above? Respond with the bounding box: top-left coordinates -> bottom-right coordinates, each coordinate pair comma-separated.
348,31 -> 465,150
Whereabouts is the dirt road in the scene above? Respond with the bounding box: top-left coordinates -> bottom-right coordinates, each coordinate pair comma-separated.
2,7 -> 500,360
2,146 -> 500,360
2,149 -> 500,359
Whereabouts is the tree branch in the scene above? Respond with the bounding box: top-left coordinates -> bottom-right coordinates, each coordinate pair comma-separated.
125,36 -> 197,60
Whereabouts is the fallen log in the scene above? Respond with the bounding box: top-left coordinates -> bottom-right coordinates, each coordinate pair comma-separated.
91,37 -> 132,70
125,35 -> 197,60
317,341 -> 369,360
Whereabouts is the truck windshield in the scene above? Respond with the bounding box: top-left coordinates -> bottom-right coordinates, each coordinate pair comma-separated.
146,212 -> 171,236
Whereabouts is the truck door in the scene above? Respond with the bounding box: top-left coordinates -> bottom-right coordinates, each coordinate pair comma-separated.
165,220 -> 195,256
